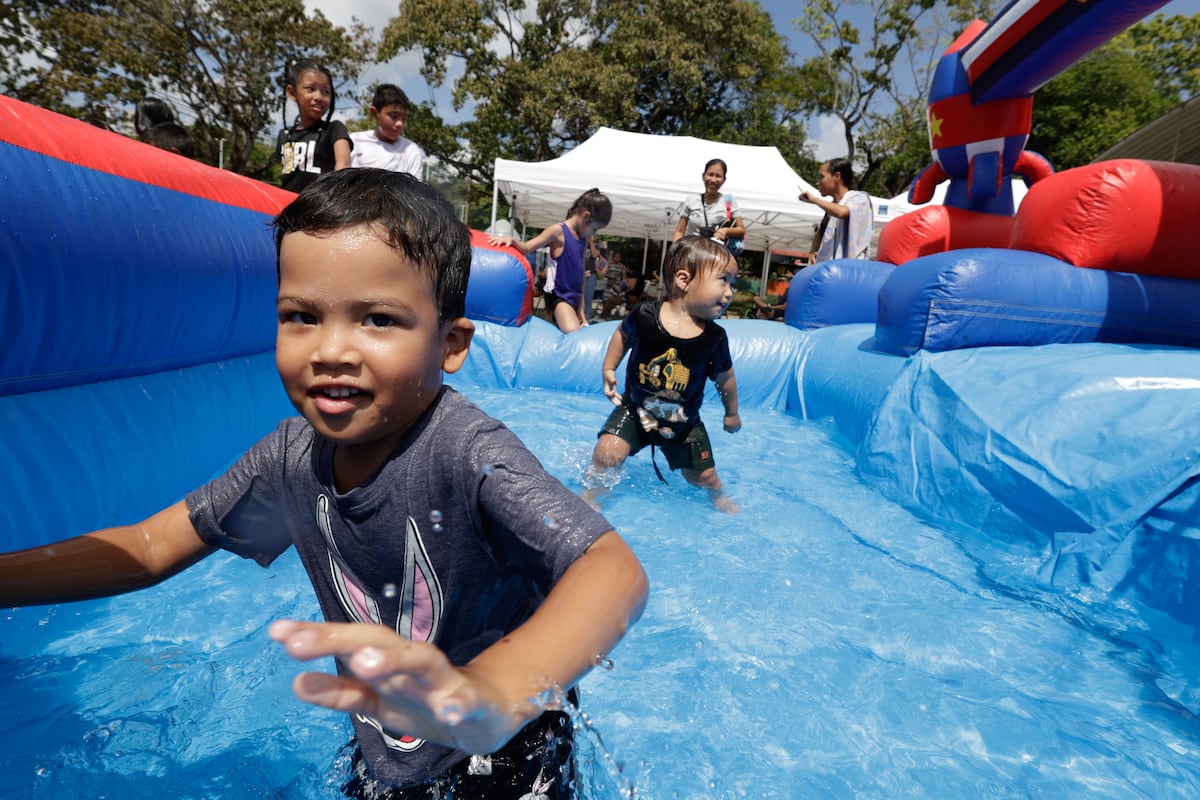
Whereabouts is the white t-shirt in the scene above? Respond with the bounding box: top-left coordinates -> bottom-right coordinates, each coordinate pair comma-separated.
349,130 -> 425,177
679,193 -> 741,237
815,190 -> 873,261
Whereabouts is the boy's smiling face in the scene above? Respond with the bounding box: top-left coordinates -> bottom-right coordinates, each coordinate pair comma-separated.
276,225 -> 472,474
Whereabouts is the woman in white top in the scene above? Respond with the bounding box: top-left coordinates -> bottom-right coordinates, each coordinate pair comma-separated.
799,158 -> 873,262
673,158 -> 746,248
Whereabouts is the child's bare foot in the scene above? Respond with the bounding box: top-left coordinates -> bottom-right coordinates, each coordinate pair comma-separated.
712,493 -> 739,514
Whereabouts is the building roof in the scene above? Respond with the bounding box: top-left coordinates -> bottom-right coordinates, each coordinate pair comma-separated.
1095,96 -> 1200,165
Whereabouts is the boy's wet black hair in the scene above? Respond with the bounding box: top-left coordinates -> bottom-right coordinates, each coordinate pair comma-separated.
273,169 -> 471,322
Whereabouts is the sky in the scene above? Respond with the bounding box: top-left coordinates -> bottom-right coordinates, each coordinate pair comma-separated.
307,0 -> 1199,160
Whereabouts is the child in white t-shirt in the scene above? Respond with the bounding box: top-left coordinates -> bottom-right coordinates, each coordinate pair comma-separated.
350,83 -> 425,178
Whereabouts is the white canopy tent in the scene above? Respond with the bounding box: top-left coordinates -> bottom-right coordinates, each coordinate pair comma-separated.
491,129 -> 838,290
491,128 -> 826,251
490,128 -> 909,293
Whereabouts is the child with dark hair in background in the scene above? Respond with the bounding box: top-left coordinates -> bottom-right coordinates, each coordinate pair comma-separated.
276,59 -> 352,193
584,235 -> 742,513
133,96 -> 195,158
351,83 -> 425,178
141,122 -> 195,158
487,188 -> 612,333
0,170 -> 647,800
134,96 -> 179,137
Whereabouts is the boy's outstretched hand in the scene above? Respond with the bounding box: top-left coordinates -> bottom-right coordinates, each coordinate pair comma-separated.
269,619 -> 526,755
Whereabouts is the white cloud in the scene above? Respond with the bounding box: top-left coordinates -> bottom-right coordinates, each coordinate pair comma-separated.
304,0 -> 466,122
808,114 -> 848,162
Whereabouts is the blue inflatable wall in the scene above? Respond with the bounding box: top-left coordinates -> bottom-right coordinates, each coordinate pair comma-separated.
4,94 -> 1200,635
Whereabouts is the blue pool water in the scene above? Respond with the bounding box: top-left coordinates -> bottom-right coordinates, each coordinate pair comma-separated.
3,387 -> 1200,798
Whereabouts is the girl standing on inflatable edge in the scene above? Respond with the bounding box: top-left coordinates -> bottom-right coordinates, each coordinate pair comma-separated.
488,189 -> 612,333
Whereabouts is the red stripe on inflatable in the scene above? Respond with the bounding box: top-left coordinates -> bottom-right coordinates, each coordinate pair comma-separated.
0,93 -> 294,215
469,229 -> 535,323
928,94 -> 1033,150
964,0 -> 1068,84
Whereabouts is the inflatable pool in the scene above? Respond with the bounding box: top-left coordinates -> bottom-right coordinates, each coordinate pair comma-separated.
4,90 -> 1200,796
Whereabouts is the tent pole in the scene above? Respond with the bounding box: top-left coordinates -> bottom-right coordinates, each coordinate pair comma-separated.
759,245 -> 771,298
489,181 -> 499,233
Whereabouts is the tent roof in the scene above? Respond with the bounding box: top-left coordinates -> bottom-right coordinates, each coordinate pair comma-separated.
494,128 -> 849,251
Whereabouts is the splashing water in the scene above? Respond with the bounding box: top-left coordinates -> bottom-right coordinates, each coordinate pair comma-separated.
4,387 -> 1200,798
529,684 -> 638,800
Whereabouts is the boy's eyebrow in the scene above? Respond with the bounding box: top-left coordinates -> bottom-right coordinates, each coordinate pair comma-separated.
276,294 -> 421,312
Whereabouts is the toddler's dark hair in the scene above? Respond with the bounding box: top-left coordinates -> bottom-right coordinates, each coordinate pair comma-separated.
371,83 -> 411,112
282,59 -> 336,127
273,169 -> 471,322
665,235 -> 735,291
567,188 -> 613,226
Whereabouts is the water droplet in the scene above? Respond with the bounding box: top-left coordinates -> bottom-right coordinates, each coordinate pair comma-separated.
382,583 -> 398,599
593,654 -> 615,670
432,523 -> 443,533
481,463 -> 495,476
429,510 -> 443,524
439,702 -> 464,724
542,514 -> 560,530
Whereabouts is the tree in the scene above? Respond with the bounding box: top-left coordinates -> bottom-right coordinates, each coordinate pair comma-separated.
2,0 -> 373,176
788,0 -> 993,194
1127,13 -> 1200,103
378,0 -> 812,190
1028,26 -> 1181,170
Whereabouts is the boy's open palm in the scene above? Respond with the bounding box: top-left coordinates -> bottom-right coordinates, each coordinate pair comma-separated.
269,619 -> 524,755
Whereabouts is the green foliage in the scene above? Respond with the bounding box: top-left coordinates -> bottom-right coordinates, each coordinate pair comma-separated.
856,98 -> 930,196
790,0 -> 993,194
1128,14 -> 1200,102
1029,26 -> 1181,170
380,0 -> 812,190
4,0 -> 1189,197
3,0 -> 373,176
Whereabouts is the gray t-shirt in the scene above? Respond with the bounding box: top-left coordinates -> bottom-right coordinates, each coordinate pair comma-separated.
186,387 -> 612,787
